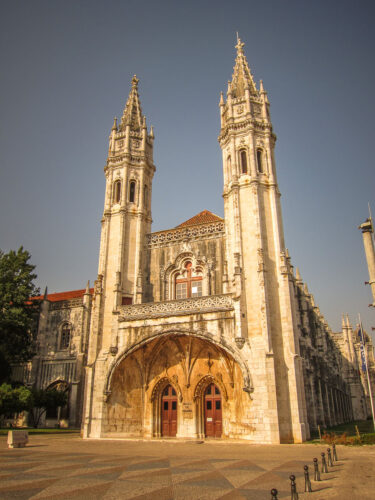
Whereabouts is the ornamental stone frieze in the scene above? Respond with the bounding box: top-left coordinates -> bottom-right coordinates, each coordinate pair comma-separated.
118,293 -> 233,321
148,221 -> 225,248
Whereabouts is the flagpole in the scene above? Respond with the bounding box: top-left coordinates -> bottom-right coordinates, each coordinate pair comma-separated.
358,313 -> 375,432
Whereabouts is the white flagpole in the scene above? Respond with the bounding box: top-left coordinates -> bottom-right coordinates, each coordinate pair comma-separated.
358,313 -> 375,432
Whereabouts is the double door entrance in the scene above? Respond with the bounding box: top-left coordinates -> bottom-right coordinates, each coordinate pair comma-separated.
160,383 -> 222,438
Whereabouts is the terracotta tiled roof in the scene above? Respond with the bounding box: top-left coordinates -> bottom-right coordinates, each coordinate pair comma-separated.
176,210 -> 224,228
30,288 -> 94,303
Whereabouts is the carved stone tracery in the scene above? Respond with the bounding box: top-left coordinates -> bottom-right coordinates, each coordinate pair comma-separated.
118,294 -> 233,321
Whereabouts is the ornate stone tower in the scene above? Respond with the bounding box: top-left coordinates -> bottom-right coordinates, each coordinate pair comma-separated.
84,77 -> 155,424
218,38 -> 309,442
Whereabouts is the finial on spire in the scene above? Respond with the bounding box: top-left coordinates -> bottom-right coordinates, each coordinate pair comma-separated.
85,280 -> 90,294
235,34 -> 245,54
132,75 -> 139,88
149,125 -> 154,139
295,267 -> 301,281
43,286 -> 48,300
219,91 -> 224,106
112,117 -> 118,131
346,313 -> 350,327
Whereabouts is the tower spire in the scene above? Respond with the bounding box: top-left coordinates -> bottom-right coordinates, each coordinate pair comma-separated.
230,37 -> 257,98
120,75 -> 144,131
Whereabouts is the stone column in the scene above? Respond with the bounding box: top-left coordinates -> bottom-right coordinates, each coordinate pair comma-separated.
359,218 -> 375,307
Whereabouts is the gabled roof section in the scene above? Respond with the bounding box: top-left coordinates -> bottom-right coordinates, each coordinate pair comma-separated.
230,36 -> 257,98
119,75 -> 144,131
176,210 -> 224,228
30,288 -> 94,303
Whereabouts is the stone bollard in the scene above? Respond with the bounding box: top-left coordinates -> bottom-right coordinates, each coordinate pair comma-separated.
304,465 -> 312,492
332,442 -> 338,461
321,452 -> 328,473
313,458 -> 321,481
271,488 -> 278,499
7,430 -> 28,449
327,448 -> 333,467
290,474 -> 299,500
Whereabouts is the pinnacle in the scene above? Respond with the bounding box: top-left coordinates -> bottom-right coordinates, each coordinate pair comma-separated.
120,75 -> 144,132
230,37 -> 257,98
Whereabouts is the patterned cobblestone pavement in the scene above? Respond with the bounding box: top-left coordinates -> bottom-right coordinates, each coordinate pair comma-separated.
0,435 -> 373,499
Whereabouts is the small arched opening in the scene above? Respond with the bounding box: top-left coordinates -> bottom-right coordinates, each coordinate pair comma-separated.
113,180 -> 121,204
240,149 -> 248,174
129,180 -> 136,203
256,149 -> 263,173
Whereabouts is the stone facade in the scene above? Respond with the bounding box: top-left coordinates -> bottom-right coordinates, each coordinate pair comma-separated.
14,39 -> 375,442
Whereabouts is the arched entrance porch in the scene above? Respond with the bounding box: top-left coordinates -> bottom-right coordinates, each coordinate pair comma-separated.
103,333 -> 250,439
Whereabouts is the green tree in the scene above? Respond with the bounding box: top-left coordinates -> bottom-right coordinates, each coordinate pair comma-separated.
0,247 -> 40,382
29,388 -> 68,428
0,383 -> 33,421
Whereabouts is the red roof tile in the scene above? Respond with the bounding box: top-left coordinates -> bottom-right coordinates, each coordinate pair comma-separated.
30,288 -> 94,303
176,210 -> 224,228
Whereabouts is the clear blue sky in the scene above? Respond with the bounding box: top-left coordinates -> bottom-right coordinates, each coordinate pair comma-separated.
1,0 -> 374,335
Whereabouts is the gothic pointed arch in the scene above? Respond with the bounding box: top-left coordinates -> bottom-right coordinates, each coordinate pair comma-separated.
104,329 -> 253,398
163,252 -> 208,300
193,374 -> 228,402
150,376 -> 183,403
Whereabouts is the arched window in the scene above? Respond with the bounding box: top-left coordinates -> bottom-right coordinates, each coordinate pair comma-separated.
113,180 -> 121,203
129,181 -> 136,203
240,150 -> 247,174
60,323 -> 71,350
175,262 -> 203,299
256,149 -> 263,173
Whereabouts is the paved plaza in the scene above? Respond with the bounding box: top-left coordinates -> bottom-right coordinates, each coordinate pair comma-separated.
0,434 -> 374,499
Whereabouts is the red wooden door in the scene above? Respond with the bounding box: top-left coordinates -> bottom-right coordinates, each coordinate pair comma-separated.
161,385 -> 177,437
204,383 -> 222,438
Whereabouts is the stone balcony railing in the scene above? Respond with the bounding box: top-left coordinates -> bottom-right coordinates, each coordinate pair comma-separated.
148,221 -> 225,248
118,294 -> 234,321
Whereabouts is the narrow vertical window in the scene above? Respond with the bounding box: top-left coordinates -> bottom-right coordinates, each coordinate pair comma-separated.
257,149 -> 263,173
113,180 -> 121,203
144,184 -> 148,208
60,323 -> 71,350
129,181 -> 136,203
240,150 -> 247,174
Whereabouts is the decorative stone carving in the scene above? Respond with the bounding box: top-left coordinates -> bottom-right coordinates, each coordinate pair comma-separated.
118,294 -> 233,321
193,374 -> 228,402
235,338 -> 245,349
150,376 -> 183,403
148,222 -> 225,248
103,390 -> 111,402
